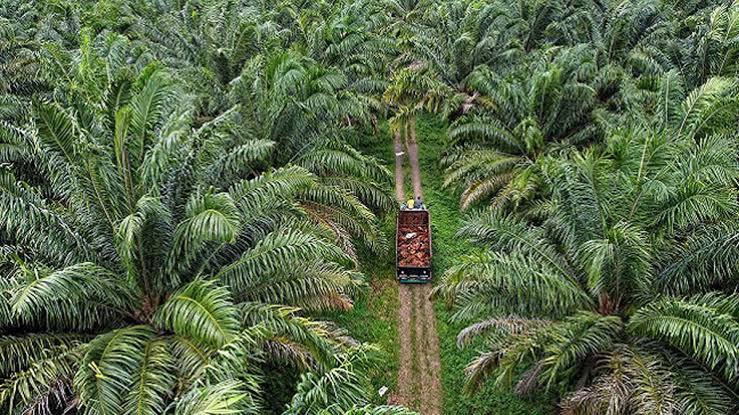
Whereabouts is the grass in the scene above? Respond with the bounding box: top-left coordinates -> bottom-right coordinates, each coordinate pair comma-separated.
322,212 -> 401,402
325,270 -> 400,402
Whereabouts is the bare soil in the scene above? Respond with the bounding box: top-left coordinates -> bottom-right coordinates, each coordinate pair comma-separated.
394,130 -> 406,202
406,121 -> 423,199
389,284 -> 414,406
419,284 -> 442,415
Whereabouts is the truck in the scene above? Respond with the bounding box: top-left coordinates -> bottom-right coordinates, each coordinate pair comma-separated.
396,208 -> 432,283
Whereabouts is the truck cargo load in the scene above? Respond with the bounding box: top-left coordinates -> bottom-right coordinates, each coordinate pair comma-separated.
396,208 -> 432,283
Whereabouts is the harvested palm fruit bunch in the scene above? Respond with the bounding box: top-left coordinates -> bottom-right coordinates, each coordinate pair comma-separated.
397,225 -> 430,267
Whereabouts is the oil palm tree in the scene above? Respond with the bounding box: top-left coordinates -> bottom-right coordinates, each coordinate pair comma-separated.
683,1 -> 739,87
127,0 -> 287,116
0,0 -> 84,122
0,11 -> 43,123
405,0 -> 514,119
441,47 -> 601,211
0,37 -> 389,414
229,50 -> 394,256
127,2 -> 395,251
409,0 -> 607,116
441,0 -> 739,213
436,88 -> 739,412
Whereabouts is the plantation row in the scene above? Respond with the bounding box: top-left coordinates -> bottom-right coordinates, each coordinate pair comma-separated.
2,0 -> 739,414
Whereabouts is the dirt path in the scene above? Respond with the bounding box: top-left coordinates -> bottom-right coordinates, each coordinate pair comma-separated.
388,124 -> 442,414
406,118 -> 423,199
406,141 -> 423,199
394,130 -> 406,202
394,284 -> 414,404
418,284 -> 442,414
390,284 -> 442,414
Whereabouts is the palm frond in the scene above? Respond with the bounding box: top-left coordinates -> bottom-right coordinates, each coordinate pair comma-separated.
75,326 -> 156,415
629,294 -> 739,381
123,338 -> 176,415
174,379 -> 257,415
155,280 -> 240,349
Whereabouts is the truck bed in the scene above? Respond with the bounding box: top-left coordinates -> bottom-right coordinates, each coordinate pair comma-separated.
396,209 -> 432,283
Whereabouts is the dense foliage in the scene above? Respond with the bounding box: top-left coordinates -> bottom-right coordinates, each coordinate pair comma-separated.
3,0 -> 739,414
433,0 -> 739,414
0,0 -> 406,414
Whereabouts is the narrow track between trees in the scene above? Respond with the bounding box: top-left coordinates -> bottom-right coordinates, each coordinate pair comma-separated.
388,131 -> 442,415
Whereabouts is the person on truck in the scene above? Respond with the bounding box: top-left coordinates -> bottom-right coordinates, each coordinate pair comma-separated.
406,198 -> 415,209
415,196 -> 424,209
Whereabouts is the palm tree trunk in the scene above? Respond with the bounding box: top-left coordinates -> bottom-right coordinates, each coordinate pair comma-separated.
405,116 -> 423,199
394,129 -> 406,203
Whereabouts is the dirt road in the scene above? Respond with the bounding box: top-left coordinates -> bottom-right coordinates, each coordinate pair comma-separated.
390,284 -> 442,414
394,130 -> 406,202
389,124 -> 442,414
406,118 -> 423,200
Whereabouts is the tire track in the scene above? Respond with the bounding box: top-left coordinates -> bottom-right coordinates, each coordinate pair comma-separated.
413,286 -> 433,414
420,284 -> 442,415
392,284 -> 442,414
414,286 -> 426,410
391,284 -> 414,406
